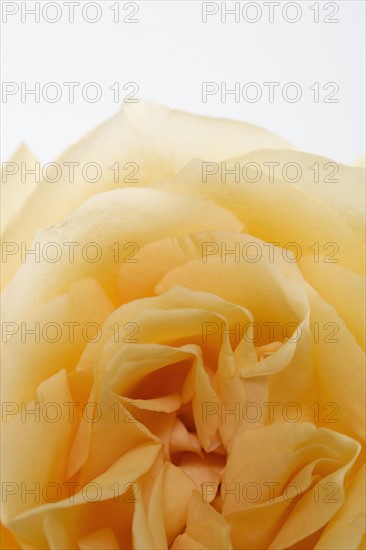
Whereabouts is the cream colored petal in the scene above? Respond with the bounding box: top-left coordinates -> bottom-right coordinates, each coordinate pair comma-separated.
214,342 -> 250,447
6,442 -> 160,549
231,149 -> 365,233
155,258 -> 319,437
76,442 -> 161,505
73,377 -> 161,485
306,284 -> 365,442
155,158 -> 364,274
117,234 -> 216,303
353,154 -> 365,168
117,231 -> 301,304
315,464 -> 365,549
1,370 -> 75,522
1,278 -> 113,408
1,144 -> 38,235
88,285 -> 253,378
118,238 -> 317,449
1,187 -> 241,306
107,343 -> 195,397
106,341 -> 219,452
299,256 -> 365,350
214,328 -> 315,449
189,354 -> 219,452
223,423 -> 360,549
3,101 -> 289,263
42,498 -> 134,550
155,258 -> 309,329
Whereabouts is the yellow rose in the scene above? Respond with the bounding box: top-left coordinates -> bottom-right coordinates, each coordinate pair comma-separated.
1,102 -> 365,550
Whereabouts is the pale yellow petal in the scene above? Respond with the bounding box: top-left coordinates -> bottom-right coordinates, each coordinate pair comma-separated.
233,149 -> 365,233
223,423 -> 360,549
156,158 -> 364,274
1,278 -> 113,407
315,465 -> 366,549
1,370 -> 75,522
2,101 -> 289,260
1,187 -> 241,306
1,144 -> 38,235
299,256 -> 365,350
5,442 -> 160,549
306,284 -> 365,441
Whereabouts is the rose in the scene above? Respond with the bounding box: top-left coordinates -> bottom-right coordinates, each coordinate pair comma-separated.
1,102 -> 365,550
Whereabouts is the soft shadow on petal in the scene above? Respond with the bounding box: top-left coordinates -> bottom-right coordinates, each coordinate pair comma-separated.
2,101 -> 289,263
299,257 -> 365,350
1,188 -> 241,306
5,442 -> 160,550
222,423 -> 360,549
171,490 -> 232,550
315,464 -> 365,549
78,527 -> 120,550
2,370 -> 75,522
155,158 -> 364,273
1,278 -> 114,407
306,284 -> 365,442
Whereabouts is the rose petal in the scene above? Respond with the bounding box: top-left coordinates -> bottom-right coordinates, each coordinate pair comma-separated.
3,101 -> 289,270
78,527 -> 120,550
1,278 -> 113,407
306,284 -> 365,442
1,144 -> 38,235
117,231 -> 300,304
315,464 -> 366,549
5,442 -> 160,550
156,158 -> 364,273
299,257 -> 365,350
2,370 -> 75,521
2,188 -> 241,308
173,490 -> 232,550
222,423 -> 360,549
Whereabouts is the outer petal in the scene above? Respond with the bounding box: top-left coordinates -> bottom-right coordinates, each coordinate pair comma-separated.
299,257 -> 365,350
222,423 -> 360,549
306,284 -> 365,442
1,144 -> 38,235
315,465 -> 366,549
155,158 -> 364,274
1,187 -> 242,307
1,370 -> 75,522
1,278 -> 114,407
2,101 -> 288,280
4,442 -> 160,550
231,149 -> 365,233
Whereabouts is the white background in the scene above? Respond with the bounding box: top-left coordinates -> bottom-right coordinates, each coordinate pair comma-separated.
1,0 -> 365,164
